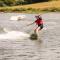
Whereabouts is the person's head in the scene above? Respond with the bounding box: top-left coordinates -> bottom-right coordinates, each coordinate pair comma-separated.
35,15 -> 42,19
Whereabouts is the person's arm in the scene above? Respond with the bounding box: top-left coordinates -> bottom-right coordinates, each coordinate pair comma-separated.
27,22 -> 35,26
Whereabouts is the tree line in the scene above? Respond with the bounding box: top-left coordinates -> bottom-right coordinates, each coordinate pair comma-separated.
0,0 -> 58,6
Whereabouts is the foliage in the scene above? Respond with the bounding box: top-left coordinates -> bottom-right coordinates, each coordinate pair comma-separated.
0,7 -> 60,13
0,0 -> 16,6
0,0 -> 60,6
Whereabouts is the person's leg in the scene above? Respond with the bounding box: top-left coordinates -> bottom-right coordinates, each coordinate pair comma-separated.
37,27 -> 40,33
34,27 -> 40,34
34,27 -> 38,33
34,24 -> 43,34
38,24 -> 43,31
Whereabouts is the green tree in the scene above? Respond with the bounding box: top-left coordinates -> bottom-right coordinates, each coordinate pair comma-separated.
16,0 -> 25,5
24,0 -> 33,4
1,0 -> 16,6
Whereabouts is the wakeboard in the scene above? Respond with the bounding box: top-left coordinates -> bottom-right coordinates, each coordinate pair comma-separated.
30,33 -> 38,40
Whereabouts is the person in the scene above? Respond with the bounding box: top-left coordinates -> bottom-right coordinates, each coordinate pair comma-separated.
27,15 -> 43,34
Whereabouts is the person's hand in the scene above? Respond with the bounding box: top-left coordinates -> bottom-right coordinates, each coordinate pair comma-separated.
26,22 -> 34,26
26,24 -> 30,26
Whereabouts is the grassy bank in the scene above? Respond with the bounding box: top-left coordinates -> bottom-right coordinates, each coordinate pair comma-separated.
0,1 -> 60,13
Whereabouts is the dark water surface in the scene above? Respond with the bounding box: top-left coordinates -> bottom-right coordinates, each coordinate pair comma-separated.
0,12 -> 60,60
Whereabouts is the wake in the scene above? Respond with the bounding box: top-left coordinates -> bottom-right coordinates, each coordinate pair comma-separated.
10,15 -> 26,21
0,28 -> 30,40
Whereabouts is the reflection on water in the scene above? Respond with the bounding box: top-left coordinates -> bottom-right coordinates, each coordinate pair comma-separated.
0,12 -> 60,60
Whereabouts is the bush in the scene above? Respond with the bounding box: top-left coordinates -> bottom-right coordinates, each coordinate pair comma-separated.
0,1 -> 7,7
42,7 -> 60,12
0,0 -> 53,7
12,8 -> 26,12
27,7 -> 33,10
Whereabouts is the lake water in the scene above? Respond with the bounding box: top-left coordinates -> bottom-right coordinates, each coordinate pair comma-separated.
0,12 -> 60,60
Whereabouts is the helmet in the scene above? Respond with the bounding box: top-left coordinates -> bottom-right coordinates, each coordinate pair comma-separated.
35,15 -> 41,19
35,15 -> 39,17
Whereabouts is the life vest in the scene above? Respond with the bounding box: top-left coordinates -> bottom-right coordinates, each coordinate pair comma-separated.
35,19 -> 43,25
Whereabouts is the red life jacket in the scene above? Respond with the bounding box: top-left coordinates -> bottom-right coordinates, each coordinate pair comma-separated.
35,19 -> 43,25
